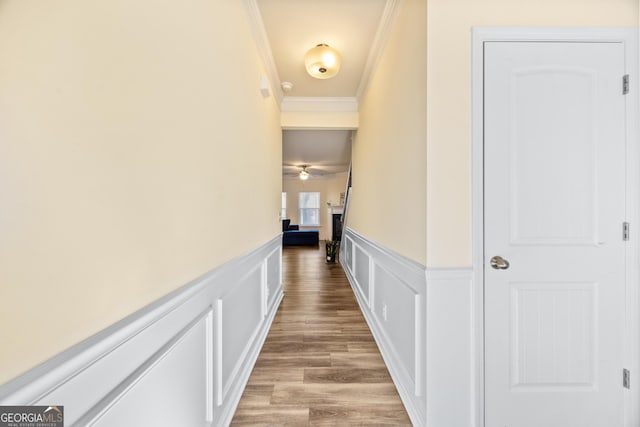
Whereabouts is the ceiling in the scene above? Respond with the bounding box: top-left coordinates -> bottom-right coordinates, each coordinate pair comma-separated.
282,130 -> 352,179
247,0 -> 399,179
256,0 -> 387,98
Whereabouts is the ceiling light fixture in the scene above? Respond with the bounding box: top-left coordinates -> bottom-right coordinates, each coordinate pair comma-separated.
304,44 -> 342,79
299,166 -> 310,180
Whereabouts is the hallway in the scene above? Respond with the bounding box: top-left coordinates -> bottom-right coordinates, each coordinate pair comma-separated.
231,244 -> 411,425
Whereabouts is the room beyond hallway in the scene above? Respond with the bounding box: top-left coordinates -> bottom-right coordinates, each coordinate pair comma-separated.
230,244 -> 411,426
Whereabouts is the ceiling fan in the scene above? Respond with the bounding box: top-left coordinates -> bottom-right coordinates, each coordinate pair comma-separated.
282,163 -> 348,180
282,164 -> 324,180
284,164 -> 324,180
298,165 -> 311,180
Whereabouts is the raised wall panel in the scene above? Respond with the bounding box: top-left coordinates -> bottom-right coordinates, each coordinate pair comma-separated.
343,237 -> 353,272
266,248 -> 281,310
220,267 -> 263,398
373,264 -> 419,391
354,246 -> 370,304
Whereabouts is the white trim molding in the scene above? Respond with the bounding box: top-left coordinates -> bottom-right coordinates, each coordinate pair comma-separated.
280,96 -> 359,113
471,27 -> 639,427
242,0 -> 285,104
0,236 -> 284,427
341,227 -> 426,426
355,0 -> 406,103
425,268 -> 475,427
280,97 -> 359,130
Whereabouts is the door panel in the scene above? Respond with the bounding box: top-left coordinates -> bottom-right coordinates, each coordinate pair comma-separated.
509,67 -> 597,245
510,282 -> 597,390
484,42 -> 626,427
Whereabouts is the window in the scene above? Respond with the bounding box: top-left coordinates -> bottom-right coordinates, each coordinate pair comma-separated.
281,192 -> 287,219
299,192 -> 320,226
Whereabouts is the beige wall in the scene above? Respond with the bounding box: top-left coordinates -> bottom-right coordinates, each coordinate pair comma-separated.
0,0 -> 282,383
426,0 -> 639,267
283,174 -> 348,240
347,0 -> 427,265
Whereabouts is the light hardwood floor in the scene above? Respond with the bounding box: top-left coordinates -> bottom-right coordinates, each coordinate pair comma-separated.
230,243 -> 411,426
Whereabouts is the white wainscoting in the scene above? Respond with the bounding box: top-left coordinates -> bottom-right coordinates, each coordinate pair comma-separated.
340,228 -> 427,426
426,268 -> 475,427
341,228 -> 477,427
0,236 -> 283,427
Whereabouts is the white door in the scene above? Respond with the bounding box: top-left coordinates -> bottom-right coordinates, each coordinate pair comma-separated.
484,41 -> 627,427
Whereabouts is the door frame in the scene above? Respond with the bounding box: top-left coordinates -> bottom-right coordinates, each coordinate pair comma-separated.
471,27 -> 639,427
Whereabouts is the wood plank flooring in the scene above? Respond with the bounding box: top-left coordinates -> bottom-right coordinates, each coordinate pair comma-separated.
230,243 -> 411,426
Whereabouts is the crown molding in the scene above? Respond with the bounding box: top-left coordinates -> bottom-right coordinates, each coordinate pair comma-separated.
281,96 -> 359,113
242,0 -> 284,104
243,0 -> 404,110
356,0 -> 406,103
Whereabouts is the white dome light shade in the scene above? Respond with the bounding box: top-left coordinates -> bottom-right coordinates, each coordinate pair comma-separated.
304,44 -> 342,79
299,169 -> 310,180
